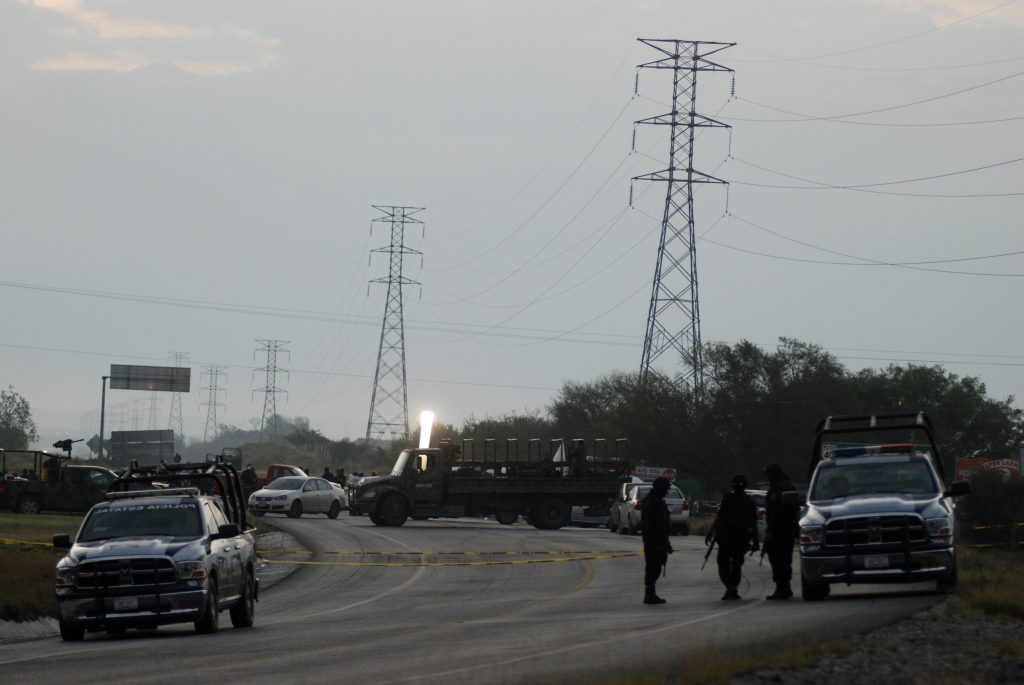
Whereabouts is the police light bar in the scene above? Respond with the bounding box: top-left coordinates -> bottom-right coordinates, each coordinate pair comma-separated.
830,444 -> 917,459
106,488 -> 200,500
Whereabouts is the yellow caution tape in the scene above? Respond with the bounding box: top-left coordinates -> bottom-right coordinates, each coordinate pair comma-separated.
259,551 -> 641,568
256,549 -> 636,557
972,522 -> 1024,530
0,537 -> 54,547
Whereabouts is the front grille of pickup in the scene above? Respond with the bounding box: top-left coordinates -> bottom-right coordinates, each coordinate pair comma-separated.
823,515 -> 927,548
76,558 -> 177,591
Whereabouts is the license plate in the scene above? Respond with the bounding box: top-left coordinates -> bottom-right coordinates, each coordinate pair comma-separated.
113,597 -> 138,611
864,555 -> 889,569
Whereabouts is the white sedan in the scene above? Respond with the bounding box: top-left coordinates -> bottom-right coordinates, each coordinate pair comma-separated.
248,476 -> 348,519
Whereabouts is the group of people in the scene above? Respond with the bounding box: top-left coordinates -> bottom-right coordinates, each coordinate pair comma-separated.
639,463 -> 800,605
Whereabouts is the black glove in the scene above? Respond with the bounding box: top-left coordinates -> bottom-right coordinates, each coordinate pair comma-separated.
704,534 -> 713,547
665,543 -> 674,555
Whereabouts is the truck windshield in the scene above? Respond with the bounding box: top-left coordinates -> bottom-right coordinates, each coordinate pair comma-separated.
391,451 -> 412,477
79,502 -> 202,542
810,457 -> 939,501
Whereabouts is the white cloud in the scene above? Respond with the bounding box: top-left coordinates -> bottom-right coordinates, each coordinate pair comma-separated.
21,0 -> 279,75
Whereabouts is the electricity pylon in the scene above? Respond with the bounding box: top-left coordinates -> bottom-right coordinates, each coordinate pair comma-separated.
632,38 -> 734,398
167,351 -> 188,440
200,365 -> 226,443
254,340 -> 289,445
366,205 -> 423,442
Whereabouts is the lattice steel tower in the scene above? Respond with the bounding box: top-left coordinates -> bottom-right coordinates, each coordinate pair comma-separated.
167,351 -> 188,439
254,340 -> 289,445
200,365 -> 226,443
633,38 -> 734,396
366,205 -> 423,441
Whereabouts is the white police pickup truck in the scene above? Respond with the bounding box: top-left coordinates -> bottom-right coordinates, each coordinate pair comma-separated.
53,459 -> 258,640
797,412 -> 970,601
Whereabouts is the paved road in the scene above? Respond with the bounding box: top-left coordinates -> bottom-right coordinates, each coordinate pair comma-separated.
0,515 -> 941,684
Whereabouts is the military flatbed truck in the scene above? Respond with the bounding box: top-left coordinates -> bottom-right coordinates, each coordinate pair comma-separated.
350,439 -> 629,529
0,449 -> 117,514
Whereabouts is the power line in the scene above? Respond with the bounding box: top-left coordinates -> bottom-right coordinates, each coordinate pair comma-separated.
733,0 -> 1022,64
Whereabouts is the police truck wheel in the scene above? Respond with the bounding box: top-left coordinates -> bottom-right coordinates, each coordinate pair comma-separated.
195,578 -> 220,634
59,620 -> 85,642
327,501 -> 341,519
495,511 -> 517,525
230,570 -> 256,628
287,500 -> 303,518
381,495 -> 409,527
801,575 -> 829,601
369,512 -> 385,526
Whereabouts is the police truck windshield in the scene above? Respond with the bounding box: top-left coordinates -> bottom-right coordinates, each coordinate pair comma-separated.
810,457 -> 939,501
79,503 -> 202,542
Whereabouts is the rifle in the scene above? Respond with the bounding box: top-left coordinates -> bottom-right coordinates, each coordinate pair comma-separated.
701,532 -> 718,570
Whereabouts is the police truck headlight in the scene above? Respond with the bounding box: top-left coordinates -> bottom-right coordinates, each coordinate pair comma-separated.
176,560 -> 207,580
799,525 -> 823,545
926,516 -> 952,540
55,565 -> 78,587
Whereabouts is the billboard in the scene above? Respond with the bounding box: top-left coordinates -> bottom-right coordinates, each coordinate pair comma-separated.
955,456 -> 1021,481
109,365 -> 190,392
109,430 -> 176,468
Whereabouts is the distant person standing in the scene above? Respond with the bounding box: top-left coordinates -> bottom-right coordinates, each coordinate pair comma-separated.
763,463 -> 799,600
640,476 -> 673,605
705,475 -> 759,600
322,467 -> 338,483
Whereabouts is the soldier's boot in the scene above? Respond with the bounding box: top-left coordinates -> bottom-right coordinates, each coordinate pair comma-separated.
721,586 -> 740,600
644,586 -> 667,604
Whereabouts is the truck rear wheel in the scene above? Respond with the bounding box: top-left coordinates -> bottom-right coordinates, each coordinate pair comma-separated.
16,494 -> 43,515
495,511 -> 517,526
59,619 -> 84,642
381,495 -> 409,527
531,498 -> 569,530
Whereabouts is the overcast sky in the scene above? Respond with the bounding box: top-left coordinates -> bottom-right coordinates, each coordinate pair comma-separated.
3,0 -> 1023,448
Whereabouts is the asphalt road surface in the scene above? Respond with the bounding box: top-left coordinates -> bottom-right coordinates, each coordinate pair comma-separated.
0,515 -> 942,684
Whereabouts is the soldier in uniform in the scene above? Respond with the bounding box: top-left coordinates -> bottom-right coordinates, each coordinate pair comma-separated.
763,463 -> 799,600
705,474 -> 759,600
640,476 -> 673,605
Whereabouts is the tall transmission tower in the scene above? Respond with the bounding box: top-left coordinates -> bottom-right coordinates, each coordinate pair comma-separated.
632,38 -> 734,397
146,392 -> 160,430
254,340 -> 289,445
167,351 -> 188,439
200,365 -> 226,443
366,205 -> 423,442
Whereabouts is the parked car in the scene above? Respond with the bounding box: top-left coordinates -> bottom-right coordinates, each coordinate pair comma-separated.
608,478 -> 645,532
612,482 -> 690,535
570,504 -> 610,528
747,489 -> 768,523
248,476 -> 347,518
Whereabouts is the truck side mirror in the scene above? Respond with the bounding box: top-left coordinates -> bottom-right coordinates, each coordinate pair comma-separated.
945,480 -> 970,498
53,534 -> 72,549
213,523 -> 240,539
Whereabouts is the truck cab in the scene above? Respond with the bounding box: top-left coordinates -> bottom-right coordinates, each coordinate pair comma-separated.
0,449 -> 116,514
797,412 -> 970,600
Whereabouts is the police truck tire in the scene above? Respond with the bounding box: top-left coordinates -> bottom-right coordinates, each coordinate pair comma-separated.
230,570 -> 256,628
381,495 -> 409,527
59,620 -> 85,642
287,500 -> 303,518
531,498 -> 569,530
495,511 -> 517,525
801,575 -> 829,601
195,578 -> 220,634
369,512 -> 385,526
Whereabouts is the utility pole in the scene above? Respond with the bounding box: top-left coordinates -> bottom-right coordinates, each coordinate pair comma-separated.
366,205 -> 423,442
632,38 -> 734,398
254,340 -> 289,445
200,365 -> 226,443
167,351 -> 188,440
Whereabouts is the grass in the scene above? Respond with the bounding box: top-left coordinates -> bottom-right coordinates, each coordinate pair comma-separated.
946,547 -> 1024,620
994,640 -> 1024,658
0,512 -> 82,622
